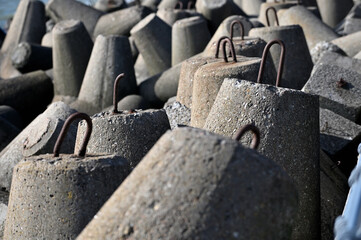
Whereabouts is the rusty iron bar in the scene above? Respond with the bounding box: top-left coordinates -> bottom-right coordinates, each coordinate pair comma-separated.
112,73 -> 125,114
230,20 -> 245,41
221,38 -> 237,63
265,7 -> 280,27
233,124 -> 261,150
53,112 -> 93,157
187,1 -> 194,9
215,36 -> 230,58
175,1 -> 183,9
257,39 -> 286,87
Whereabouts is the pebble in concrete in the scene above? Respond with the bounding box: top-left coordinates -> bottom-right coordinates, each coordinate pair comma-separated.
163,97 -> 191,129
0,70 -> 53,125
172,16 -> 211,66
303,53 -> 361,124
249,24 -> 313,90
310,41 -> 346,64
11,42 -> 52,73
76,74 -> 170,168
139,62 -> 182,108
52,20 -> 93,97
0,102 -> 77,191
204,78 -> 320,240
130,13 -> 171,76
195,0 -> 233,32
76,127 -> 298,240
316,0 -> 354,28
191,38 -> 272,128
3,112 -> 130,240
278,5 -> 339,50
320,108 -> 361,175
93,6 -> 152,38
46,0 -> 103,35
331,30 -> 361,57
73,35 -> 137,115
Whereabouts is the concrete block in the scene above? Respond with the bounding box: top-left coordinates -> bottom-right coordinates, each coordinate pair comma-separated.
172,16 -> 211,66
331,31 -> 361,57
41,31 -> 52,47
0,102 -> 77,191
129,36 -> 138,63
52,20 -> 93,97
46,0 -> 103,35
156,8 -> 191,26
0,28 -> 5,49
11,42 -> 52,73
134,54 -> 151,85
0,203 -> 7,240
130,13 -> 171,75
0,117 -> 20,153
77,127 -> 298,240
204,79 -> 320,240
258,2 -> 296,26
163,97 -> 191,129
344,18 -> 361,34
278,5 -> 339,50
94,0 -> 126,12
102,94 -> 150,112
316,0 -> 354,28
310,41 -> 346,64
158,0 -> 192,9
234,0 -> 265,16
75,109 -> 170,168
0,106 -> 23,130
249,25 -> 313,90
93,6 -> 152,38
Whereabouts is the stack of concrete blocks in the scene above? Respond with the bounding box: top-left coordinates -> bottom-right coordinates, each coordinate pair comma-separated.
0,0 -> 360,239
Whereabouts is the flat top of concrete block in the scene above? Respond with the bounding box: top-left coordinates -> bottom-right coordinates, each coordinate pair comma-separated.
173,16 -> 204,27
250,24 -> 301,34
53,20 -> 83,34
201,57 -> 260,71
11,42 -> 31,67
130,13 -> 158,33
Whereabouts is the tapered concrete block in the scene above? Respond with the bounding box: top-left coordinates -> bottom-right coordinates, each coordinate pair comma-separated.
331,31 -> 361,57
11,42 -> 52,73
74,35 -> 137,114
164,97 -> 191,129
156,8 -> 191,26
77,127 -> 298,240
0,102 -> 77,191
234,0 -> 265,16
172,16 -> 211,66
204,78 -> 320,240
139,62 -> 182,107
0,71 -> 53,125
46,0 -> 103,35
344,18 -> 361,34
258,2 -> 296,26
249,25 -> 313,90
103,94 -> 150,112
41,31 -> 52,47
129,36 -> 138,63
134,54 -> 151,85
195,0 -> 233,32
52,20 -> 93,97
303,53 -> 361,124
75,109 -> 170,168
310,41 -> 346,64
93,6 -> 152,38
130,13 -> 171,75
316,0 -> 354,28
278,6 -> 339,49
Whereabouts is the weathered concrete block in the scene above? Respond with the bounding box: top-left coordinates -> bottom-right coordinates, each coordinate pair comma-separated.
195,0 -> 232,32
103,94 -> 150,112
134,54 -> 151,85
331,31 -> 361,57
310,41 -> 346,64
234,0 -> 265,16
93,6 -> 152,38
94,0 -> 126,12
77,127 -> 298,240
258,2 -> 296,26
0,117 -> 20,153
163,97 -> 191,129
41,31 -> 52,47
0,203 -> 7,240
344,18 -> 361,34
204,79 -> 320,240
0,105 -> 22,129
0,102 -> 76,191
316,0 -> 354,28
75,109 -> 170,168
156,8 -> 190,26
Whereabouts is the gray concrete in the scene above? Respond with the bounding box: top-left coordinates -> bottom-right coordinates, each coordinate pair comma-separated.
310,41 -> 346,64
0,117 -> 20,153
312,51 -> 361,75
203,15 -> 253,53
0,106 -> 22,129
163,97 -> 191,129
130,13 -> 171,75
204,79 -> 320,240
0,71 -> 53,125
195,0 -> 233,32
75,35 -> 137,114
134,54 -> 151,85
172,16 -> 211,66
0,102 -> 77,191
129,36 -> 138,63
249,25 -> 313,90
41,31 -> 52,47
52,95 -> 77,105
331,31 -> 361,57
316,0 -> 354,28
0,203 -> 7,240
303,55 -> 361,124
93,6 -> 152,38
46,0 -> 103,35
156,8 -> 190,26
52,20 -> 93,97
4,153 -> 130,240
11,42 -> 52,73
94,0 -> 126,12
157,0 -> 191,9
75,109 -> 170,169
191,57 -> 271,128
102,94 -> 150,112
77,127 -> 298,240
355,50 -> 361,59
278,6 -> 339,50
233,0 -> 265,16
345,18 -> 361,34
258,2 -> 296,26
139,62 -> 182,108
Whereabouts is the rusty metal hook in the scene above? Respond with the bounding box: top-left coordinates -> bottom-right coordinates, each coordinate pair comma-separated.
257,39 -> 285,87
215,36 -> 230,58
233,124 -> 260,150
230,20 -> 244,41
112,73 -> 125,114
53,112 -> 92,157
187,1 -> 194,9
265,7 -> 279,27
221,38 -> 237,63
175,1 -> 183,9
